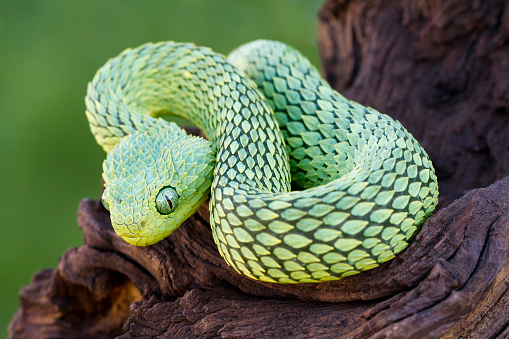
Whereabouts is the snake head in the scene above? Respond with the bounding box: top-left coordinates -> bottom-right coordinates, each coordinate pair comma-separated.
101,122 -> 215,246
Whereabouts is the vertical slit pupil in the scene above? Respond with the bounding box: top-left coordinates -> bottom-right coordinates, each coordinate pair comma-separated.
165,195 -> 173,210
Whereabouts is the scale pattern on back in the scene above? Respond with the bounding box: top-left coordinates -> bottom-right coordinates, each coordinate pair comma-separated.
212,41 -> 439,283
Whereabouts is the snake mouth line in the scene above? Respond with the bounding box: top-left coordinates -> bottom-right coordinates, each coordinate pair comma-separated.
115,231 -> 144,246
118,233 -> 140,239
113,224 -> 141,239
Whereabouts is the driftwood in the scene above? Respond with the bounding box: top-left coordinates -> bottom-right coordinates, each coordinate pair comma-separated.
9,0 -> 509,338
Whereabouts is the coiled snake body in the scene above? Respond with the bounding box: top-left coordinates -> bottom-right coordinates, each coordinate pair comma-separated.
86,40 -> 438,283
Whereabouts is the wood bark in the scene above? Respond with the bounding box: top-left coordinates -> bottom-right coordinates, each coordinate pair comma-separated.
9,0 -> 509,338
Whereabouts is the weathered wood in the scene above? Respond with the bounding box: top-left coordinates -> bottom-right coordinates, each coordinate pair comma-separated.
319,0 -> 509,208
9,0 -> 509,338
8,178 -> 509,338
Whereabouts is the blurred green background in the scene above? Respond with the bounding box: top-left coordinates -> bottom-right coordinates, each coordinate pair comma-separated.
0,0 -> 323,334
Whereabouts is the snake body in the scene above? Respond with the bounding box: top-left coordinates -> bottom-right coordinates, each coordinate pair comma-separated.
86,40 -> 438,283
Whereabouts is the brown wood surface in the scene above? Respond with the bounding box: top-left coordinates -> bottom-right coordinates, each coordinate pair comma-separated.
9,0 -> 509,338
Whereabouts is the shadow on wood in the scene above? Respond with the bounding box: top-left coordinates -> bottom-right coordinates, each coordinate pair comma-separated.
9,0 -> 509,337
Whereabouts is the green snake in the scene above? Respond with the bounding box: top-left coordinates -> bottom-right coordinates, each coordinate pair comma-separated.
85,40 -> 438,283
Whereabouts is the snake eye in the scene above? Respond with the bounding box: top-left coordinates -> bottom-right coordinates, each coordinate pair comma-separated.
155,187 -> 179,215
102,192 -> 110,211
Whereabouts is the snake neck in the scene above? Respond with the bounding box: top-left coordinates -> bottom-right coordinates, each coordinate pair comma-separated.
86,43 -> 280,158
